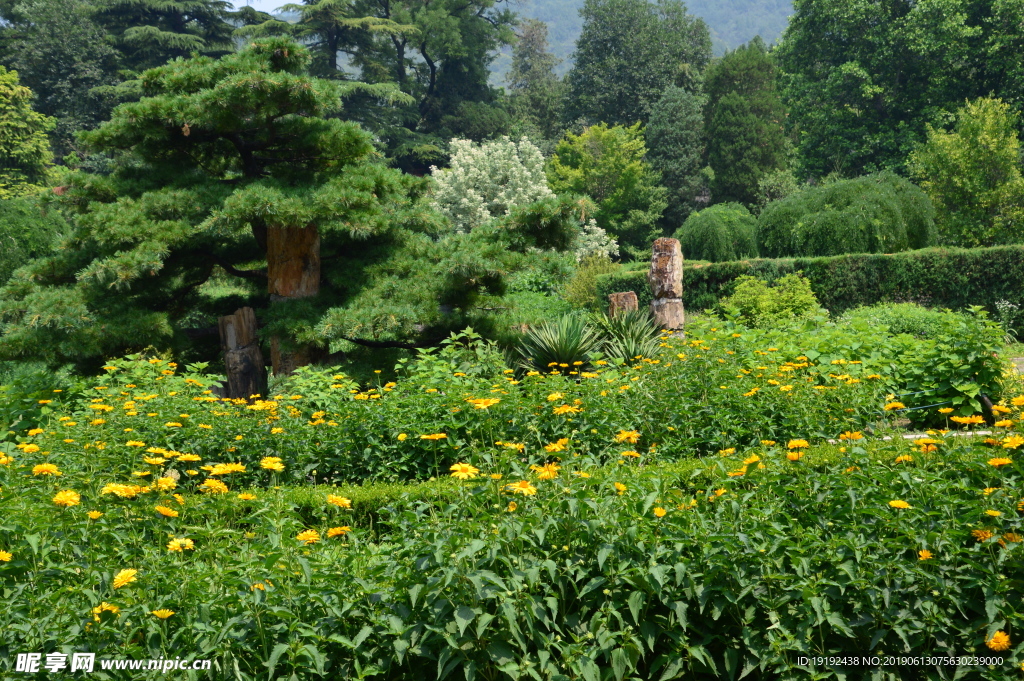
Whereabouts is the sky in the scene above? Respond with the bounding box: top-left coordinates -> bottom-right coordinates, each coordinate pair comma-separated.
231,0 -> 285,13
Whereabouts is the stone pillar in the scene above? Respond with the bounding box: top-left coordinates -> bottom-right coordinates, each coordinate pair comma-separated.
648,237 -> 685,332
608,291 -> 638,318
218,307 -> 268,400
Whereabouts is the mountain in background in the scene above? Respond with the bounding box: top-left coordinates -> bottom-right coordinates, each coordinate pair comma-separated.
491,0 -> 792,82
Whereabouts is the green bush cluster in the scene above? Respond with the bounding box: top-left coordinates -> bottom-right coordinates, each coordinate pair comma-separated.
596,245 -> 1024,331
672,202 -> 758,262
0,197 -> 63,284
841,302 -> 970,339
719,273 -> 821,328
756,172 -> 937,258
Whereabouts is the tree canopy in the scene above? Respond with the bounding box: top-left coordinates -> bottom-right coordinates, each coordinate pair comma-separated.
0,66 -> 56,198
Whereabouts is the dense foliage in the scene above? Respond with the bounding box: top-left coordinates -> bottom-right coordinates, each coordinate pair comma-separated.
756,172 -> 938,258
909,97 -> 1024,248
674,202 -> 758,263
646,85 -> 708,228
0,198 -> 64,284
0,67 -> 55,198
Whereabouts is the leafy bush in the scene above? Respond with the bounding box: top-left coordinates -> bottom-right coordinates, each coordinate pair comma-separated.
720,273 -> 822,328
841,302 -> 969,339
757,171 -> 937,257
562,254 -> 621,310
673,202 -> 758,262
430,136 -> 554,232
515,313 -> 602,373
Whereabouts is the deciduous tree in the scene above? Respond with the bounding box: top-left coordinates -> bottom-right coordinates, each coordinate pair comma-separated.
0,67 -> 56,198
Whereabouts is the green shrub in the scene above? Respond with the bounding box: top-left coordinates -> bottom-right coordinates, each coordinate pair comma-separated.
719,273 -> 822,328
515,313 -> 603,373
590,308 -> 661,361
841,302 -> 969,339
561,254 -> 621,310
756,172 -> 937,257
673,202 -> 758,262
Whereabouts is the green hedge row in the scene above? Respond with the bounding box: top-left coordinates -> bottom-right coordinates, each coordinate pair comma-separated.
597,245 -> 1024,315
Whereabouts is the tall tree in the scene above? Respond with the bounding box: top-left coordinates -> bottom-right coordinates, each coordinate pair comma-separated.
909,97 -> 1024,247
0,0 -> 122,157
506,19 -> 563,144
776,0 -> 1024,180
0,66 -> 55,198
547,123 -> 667,256
646,84 -> 707,229
561,0 -> 711,127
704,38 -> 789,207
0,40 -> 578,370
94,0 -> 237,74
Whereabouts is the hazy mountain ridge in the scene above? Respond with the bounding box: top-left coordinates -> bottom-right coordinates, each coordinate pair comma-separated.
493,0 -> 792,81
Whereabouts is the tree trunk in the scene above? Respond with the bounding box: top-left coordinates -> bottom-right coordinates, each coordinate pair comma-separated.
608,291 -> 638,317
648,237 -> 685,333
267,224 -> 321,376
218,307 -> 268,400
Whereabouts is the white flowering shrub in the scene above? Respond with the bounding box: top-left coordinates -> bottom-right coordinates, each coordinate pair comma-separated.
575,218 -> 619,262
431,137 -> 554,232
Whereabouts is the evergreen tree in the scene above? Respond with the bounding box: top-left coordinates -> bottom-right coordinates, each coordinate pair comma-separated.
0,0 -> 122,157
0,40 -> 577,370
704,38 -> 789,207
0,66 -> 56,198
562,0 -> 711,127
507,19 -> 563,144
94,0 -> 237,73
646,84 -> 707,229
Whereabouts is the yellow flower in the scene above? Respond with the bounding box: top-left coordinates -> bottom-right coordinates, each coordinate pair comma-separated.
53,490 -> 81,507
37,399 -> 52,405
653,507 -> 667,518
786,452 -> 803,461
450,462 -> 480,480
505,480 -> 538,496
326,494 -> 352,509
742,454 -> 760,465
574,471 -> 591,478
986,631 -> 1010,651
100,483 -> 144,498
296,530 -> 320,545
894,455 -> 914,464
125,440 -> 146,447
199,478 -> 229,494
466,398 -> 500,409
1001,435 -> 1024,449
972,528 -> 994,541
209,462 -> 246,476
529,462 -> 561,480
397,433 -> 408,441
27,428 -> 44,436
151,609 -> 175,619
113,568 -> 138,588
92,602 -> 120,621
620,450 -> 640,459
938,407 -> 954,414
87,511 -> 103,520
614,482 -> 627,495
419,433 -> 448,440
17,443 -> 40,453
327,526 -> 351,538
787,439 -> 809,449
0,550 -> 11,561
988,457 -> 1013,467
839,431 -> 863,440
506,501 -> 517,512
237,493 -> 257,500
985,510 -> 1002,517
546,392 -> 564,401
1013,396 -> 1024,406
779,385 -> 793,392
167,538 -> 194,552
888,500 -> 911,509
270,427 -> 284,435
155,505 -> 178,518
883,402 -> 905,411
994,420 -> 1014,428
545,438 -> 569,452
144,457 -> 167,466
260,456 -> 285,472
32,463 -> 61,476
164,422 -> 182,428
950,415 -> 985,425
553,404 -> 582,415
918,550 -> 933,560
760,440 -> 776,446
489,473 -> 503,480
614,430 -> 641,444
155,477 -> 176,492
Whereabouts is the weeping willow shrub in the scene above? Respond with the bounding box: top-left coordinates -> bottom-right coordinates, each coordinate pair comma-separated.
673,202 -> 758,262
756,172 -> 937,258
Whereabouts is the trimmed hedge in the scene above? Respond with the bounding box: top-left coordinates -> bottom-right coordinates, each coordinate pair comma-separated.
596,245 -> 1024,316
